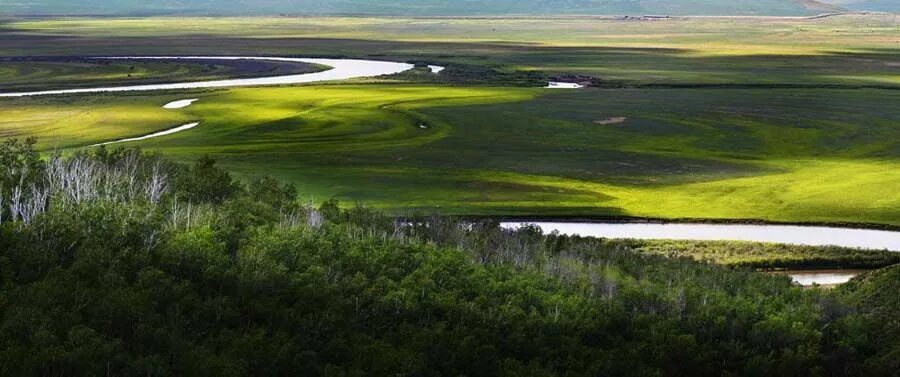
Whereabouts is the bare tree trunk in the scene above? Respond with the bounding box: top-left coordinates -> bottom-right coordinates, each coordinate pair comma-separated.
146,161 -> 167,205
9,184 -> 22,223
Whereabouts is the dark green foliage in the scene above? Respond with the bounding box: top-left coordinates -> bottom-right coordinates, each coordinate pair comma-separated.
390,63 -> 549,87
0,138 -> 43,219
0,138 -> 42,186
825,266 -> 900,376
174,155 -> 243,204
317,198 -> 342,223
0,143 -> 897,376
618,239 -> 900,270
248,175 -> 298,213
0,210 -> 825,376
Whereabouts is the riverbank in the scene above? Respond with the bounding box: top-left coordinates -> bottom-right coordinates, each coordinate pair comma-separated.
495,217 -> 899,287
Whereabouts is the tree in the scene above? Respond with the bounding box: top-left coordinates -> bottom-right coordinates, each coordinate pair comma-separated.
174,155 -> 241,204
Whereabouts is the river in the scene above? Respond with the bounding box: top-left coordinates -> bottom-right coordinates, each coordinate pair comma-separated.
0,56 -> 421,97
773,270 -> 866,286
499,222 -> 900,251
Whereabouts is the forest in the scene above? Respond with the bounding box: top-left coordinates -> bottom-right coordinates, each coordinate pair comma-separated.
0,138 -> 898,376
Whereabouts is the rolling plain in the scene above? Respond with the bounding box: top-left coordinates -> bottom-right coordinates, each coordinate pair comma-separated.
1,14 -> 898,226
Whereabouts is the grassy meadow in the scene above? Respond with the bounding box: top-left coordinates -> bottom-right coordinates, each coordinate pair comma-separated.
3,84 -> 898,225
1,15 -> 898,226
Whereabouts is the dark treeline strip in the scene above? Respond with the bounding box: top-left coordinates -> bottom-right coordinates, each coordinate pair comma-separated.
602,83 -> 900,90
617,239 -> 900,270
0,138 -> 897,376
389,66 -> 900,90
390,63 -> 549,87
0,56 -> 328,93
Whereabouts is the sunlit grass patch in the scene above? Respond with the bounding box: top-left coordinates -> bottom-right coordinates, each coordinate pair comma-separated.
3,84 -> 898,226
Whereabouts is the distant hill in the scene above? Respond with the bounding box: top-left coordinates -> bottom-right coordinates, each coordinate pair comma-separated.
0,0 -> 856,16
821,0 -> 900,12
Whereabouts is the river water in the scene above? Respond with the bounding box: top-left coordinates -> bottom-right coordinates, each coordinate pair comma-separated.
774,270 -> 866,286
90,122 -> 200,146
500,222 -> 900,251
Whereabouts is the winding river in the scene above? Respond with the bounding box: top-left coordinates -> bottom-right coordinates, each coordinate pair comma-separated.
0,56 -> 428,143
0,56 -> 418,97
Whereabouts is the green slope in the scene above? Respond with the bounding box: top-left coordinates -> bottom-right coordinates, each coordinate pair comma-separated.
1,0 -> 833,16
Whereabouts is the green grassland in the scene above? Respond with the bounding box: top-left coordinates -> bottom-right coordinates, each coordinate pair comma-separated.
0,60 -> 223,91
0,15 -> 898,226
3,84 -> 898,225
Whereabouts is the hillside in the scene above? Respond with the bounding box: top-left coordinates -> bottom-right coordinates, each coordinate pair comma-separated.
822,0 -> 900,11
0,0 -> 847,16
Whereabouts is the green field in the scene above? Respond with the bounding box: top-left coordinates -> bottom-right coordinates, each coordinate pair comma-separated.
1,15 -> 899,226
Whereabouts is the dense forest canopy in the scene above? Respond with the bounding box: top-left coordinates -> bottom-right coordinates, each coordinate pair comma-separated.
0,138 -> 898,376
0,0 -> 867,16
